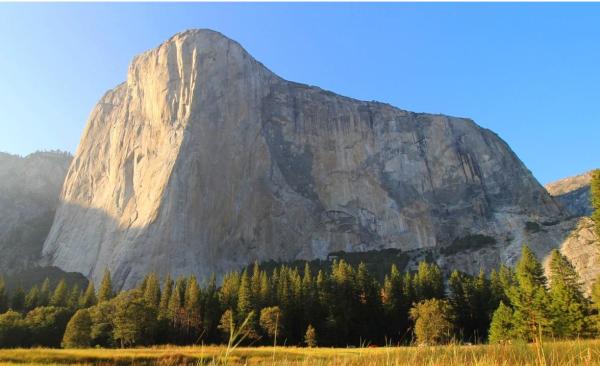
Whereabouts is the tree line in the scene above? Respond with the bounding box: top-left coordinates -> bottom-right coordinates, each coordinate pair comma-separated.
0,244 -> 599,348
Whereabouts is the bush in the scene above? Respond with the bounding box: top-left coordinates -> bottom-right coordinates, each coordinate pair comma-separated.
25,306 -> 71,347
409,299 -> 454,345
0,310 -> 28,348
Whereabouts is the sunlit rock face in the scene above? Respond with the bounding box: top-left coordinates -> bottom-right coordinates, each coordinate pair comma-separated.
0,151 -> 71,274
42,29 -> 566,289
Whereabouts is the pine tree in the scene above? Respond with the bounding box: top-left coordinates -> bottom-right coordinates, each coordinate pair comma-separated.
548,249 -> 588,338
143,273 -> 161,309
0,278 -> 6,313
98,270 -> 114,302
79,282 -> 97,308
184,275 -> 202,338
382,264 -> 408,342
38,278 -> 51,307
158,274 -> 173,321
67,285 -> 82,311
508,245 -> 551,342
413,261 -> 444,302
355,262 -> 383,343
591,274 -> 600,335
250,262 -> 262,308
62,309 -> 92,348
50,279 -> 69,307
304,324 -> 317,347
24,285 -> 40,311
237,270 -> 254,323
488,301 -> 515,343
219,272 -> 240,312
202,274 -> 222,340
11,287 -> 25,311
591,169 -> 600,237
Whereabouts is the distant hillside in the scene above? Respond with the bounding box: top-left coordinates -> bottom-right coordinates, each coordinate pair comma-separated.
545,171 -> 594,217
2,266 -> 88,294
0,151 -> 72,275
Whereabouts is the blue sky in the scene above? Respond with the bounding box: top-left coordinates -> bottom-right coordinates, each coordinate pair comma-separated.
0,3 -> 598,184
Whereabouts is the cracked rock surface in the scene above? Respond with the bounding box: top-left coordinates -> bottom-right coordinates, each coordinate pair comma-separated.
42,30 -> 572,289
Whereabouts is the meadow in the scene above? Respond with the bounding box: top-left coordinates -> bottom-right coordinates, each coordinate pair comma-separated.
1,340 -> 600,366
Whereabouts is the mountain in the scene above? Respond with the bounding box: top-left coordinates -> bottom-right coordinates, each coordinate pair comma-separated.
545,171 -> 593,217
0,151 -> 72,274
42,29 -> 571,289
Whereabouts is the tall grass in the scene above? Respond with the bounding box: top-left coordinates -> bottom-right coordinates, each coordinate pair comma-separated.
0,340 -> 600,366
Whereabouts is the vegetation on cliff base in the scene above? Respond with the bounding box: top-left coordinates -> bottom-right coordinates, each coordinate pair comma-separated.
0,245 -> 598,349
591,169 -> 600,237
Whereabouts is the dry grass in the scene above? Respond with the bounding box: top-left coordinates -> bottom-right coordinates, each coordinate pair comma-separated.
1,340 -> 600,366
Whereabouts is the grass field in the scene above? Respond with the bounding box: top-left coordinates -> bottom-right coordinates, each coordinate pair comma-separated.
1,340 -> 600,366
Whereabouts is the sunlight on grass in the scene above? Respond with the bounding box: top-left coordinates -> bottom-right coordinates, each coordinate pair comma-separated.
1,340 -> 600,365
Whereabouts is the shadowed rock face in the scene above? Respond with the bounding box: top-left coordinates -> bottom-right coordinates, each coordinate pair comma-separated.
545,171 -> 593,217
0,151 -> 72,274
42,29 -> 565,289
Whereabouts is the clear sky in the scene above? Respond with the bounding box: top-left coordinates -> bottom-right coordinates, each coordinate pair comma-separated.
0,3 -> 598,184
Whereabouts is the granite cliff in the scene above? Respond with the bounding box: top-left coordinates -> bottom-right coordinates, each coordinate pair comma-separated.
545,171 -> 593,217
0,151 -> 71,274
42,30 -> 571,289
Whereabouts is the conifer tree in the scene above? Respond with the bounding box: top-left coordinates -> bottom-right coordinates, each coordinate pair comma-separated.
62,309 -> 92,348
591,169 -> 600,237
237,270 -> 254,323
383,264 -> 408,341
24,285 -> 40,311
143,273 -> 161,309
301,263 -> 316,329
50,279 -> 69,307
79,282 -> 97,308
548,249 -> 588,338
168,277 -> 187,329
158,274 -> 173,321
250,262 -> 262,307
202,274 -> 222,340
11,286 -> 25,311
508,245 -> 551,342
259,271 -> 271,307
356,262 -> 383,342
0,278 -> 6,313
219,272 -> 240,312
38,278 -> 51,307
590,274 -> 600,334
98,270 -> 114,302
413,261 -> 444,302
67,285 -> 82,311
184,275 -> 202,336
488,301 -> 515,343
304,324 -> 317,347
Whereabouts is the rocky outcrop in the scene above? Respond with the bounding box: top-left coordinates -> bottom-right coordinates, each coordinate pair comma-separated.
0,151 -> 72,274
545,171 -> 593,217
543,217 -> 599,294
42,29 -> 567,289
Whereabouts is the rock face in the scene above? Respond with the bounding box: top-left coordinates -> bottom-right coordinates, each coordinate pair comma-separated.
42,29 -> 567,289
545,171 -> 593,217
0,151 -> 72,274
543,217 -> 599,294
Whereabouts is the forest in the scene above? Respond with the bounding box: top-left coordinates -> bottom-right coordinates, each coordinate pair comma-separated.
0,244 -> 598,349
